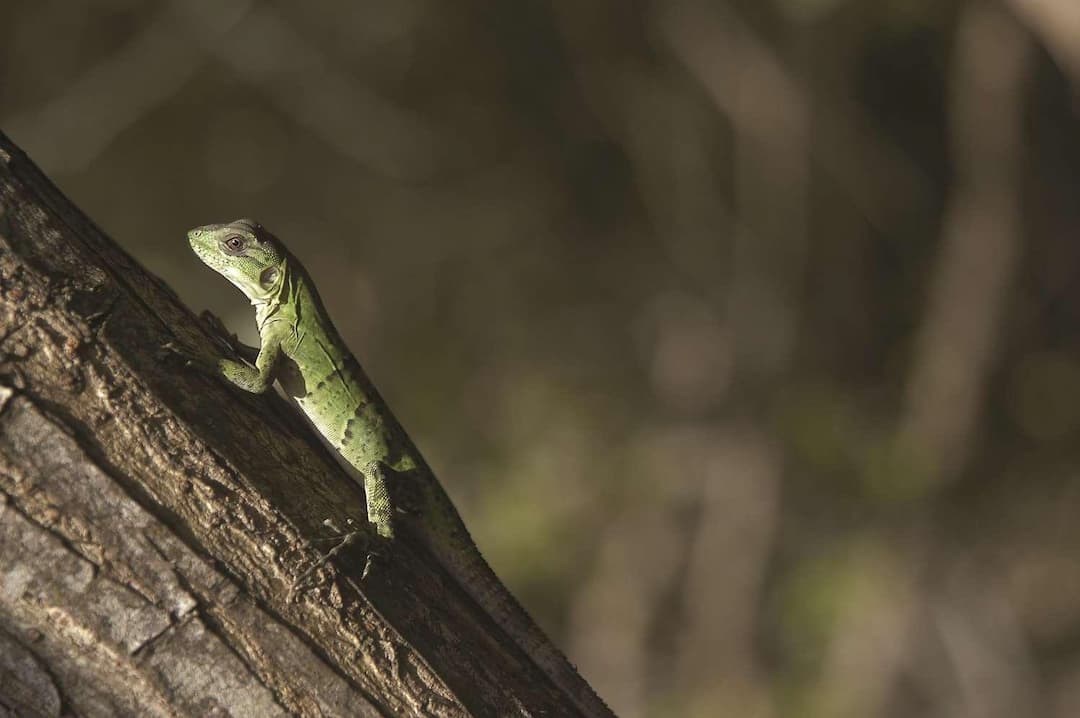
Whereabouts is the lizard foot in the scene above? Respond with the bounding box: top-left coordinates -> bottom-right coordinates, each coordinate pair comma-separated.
288,518 -> 381,601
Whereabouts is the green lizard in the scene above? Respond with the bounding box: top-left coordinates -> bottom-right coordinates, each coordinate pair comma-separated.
174,219 -> 610,717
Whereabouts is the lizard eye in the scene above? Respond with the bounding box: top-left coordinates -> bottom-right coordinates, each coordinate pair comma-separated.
223,235 -> 246,254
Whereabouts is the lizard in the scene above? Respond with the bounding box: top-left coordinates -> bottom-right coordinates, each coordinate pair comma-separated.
171,218 -> 611,718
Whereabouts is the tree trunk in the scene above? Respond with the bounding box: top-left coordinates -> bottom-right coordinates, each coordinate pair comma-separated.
0,131 -> 607,718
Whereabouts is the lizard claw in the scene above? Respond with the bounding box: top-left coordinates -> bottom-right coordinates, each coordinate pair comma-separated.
199,310 -> 239,352
361,551 -> 380,580
157,340 -> 195,366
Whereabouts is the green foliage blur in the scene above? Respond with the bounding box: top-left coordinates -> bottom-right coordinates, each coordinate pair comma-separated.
4,1 -> 1080,715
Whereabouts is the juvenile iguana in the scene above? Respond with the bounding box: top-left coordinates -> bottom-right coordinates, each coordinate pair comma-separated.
174,219 -> 610,717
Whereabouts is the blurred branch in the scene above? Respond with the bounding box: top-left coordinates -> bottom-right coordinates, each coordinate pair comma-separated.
565,426 -> 780,717
932,565 -> 1040,718
809,542 -> 920,718
897,2 -> 1032,487
564,8 -> 802,715
657,0 -> 811,373
4,1 -> 253,173
194,5 -> 448,180
4,0 -> 447,179
802,7 -> 1037,715
568,498 -> 680,718
670,429 -> 779,717
659,0 -> 928,234
1006,0 -> 1080,84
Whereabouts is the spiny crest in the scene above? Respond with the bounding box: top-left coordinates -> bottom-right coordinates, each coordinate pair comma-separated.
188,219 -> 286,303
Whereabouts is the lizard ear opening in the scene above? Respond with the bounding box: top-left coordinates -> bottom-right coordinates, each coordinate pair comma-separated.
259,266 -> 279,288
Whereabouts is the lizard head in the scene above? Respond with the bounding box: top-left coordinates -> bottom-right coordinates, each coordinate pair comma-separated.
187,219 -> 286,303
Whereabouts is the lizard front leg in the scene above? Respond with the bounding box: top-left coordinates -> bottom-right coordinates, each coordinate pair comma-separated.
217,336 -> 281,393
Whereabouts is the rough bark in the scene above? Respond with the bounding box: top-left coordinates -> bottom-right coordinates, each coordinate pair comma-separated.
0,131 -> 604,718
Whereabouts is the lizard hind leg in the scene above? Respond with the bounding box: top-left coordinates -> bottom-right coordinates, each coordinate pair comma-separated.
362,460 -> 396,540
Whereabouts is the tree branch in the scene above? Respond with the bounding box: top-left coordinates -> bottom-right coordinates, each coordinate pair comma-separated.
0,131 -> 603,717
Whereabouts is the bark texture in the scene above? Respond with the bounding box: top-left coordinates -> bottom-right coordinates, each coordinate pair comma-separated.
0,131 -> 604,718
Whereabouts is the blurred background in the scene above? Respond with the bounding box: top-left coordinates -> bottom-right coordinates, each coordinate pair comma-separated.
4,0 -> 1080,716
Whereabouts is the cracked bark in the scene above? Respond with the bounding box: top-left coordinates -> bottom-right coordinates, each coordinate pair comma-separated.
0,131 -> 606,718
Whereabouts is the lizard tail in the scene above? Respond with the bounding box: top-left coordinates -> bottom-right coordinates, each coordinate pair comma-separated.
417,485 -> 614,718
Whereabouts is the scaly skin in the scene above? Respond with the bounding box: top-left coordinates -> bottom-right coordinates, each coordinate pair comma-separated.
182,219 -> 611,718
